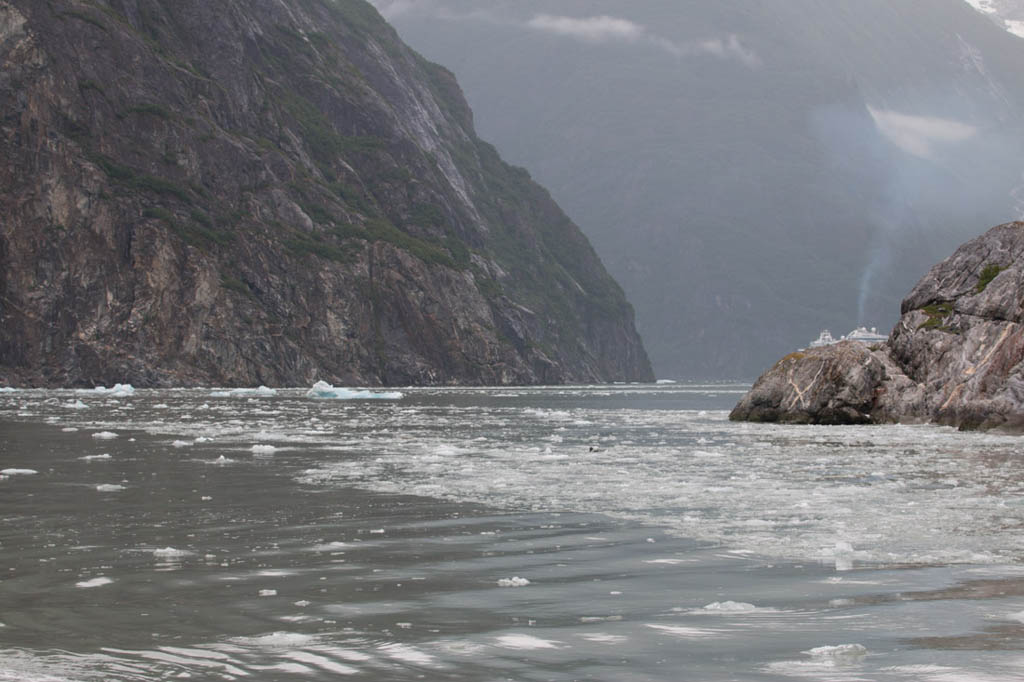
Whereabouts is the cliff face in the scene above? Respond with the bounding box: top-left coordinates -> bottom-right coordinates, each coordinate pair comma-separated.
0,0 -> 652,387
731,222 -> 1024,431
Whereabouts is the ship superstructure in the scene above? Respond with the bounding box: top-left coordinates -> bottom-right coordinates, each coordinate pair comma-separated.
804,326 -> 887,350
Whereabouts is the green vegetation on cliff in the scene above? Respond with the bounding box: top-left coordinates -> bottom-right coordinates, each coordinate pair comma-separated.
0,0 -> 652,386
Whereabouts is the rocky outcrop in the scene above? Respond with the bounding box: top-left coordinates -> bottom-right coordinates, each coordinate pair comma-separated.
731,222 -> 1024,431
0,0 -> 652,387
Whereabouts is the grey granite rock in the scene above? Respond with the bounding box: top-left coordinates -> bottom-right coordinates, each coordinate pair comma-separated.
732,222 -> 1024,431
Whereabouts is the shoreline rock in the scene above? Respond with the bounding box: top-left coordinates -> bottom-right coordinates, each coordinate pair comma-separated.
731,221 -> 1024,431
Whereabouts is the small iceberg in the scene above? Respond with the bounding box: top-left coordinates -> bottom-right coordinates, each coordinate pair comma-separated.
92,431 -> 118,440
700,601 -> 758,613
152,547 -> 190,558
497,576 -> 531,587
212,386 -> 278,398
1,468 -> 38,476
804,643 -> 868,661
305,381 -> 402,400
96,484 -> 125,492
92,384 -> 135,397
251,444 -> 277,455
76,577 -> 113,588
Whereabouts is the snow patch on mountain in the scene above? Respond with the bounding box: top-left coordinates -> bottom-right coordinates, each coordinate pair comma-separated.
963,0 -> 1024,38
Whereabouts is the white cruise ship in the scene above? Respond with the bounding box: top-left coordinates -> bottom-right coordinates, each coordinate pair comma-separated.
807,329 -> 837,348
844,326 -> 888,345
805,326 -> 887,349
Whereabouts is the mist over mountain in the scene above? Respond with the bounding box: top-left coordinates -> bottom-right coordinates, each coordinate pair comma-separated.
374,0 -> 1024,378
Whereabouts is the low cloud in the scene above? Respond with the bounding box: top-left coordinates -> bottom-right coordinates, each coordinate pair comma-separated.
369,4 -> 761,68
527,13 -> 760,67
526,14 -> 647,43
868,108 -> 978,159
369,0 -> 501,24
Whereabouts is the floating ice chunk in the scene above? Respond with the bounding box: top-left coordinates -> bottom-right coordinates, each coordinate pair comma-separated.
93,384 -> 135,397
153,547 -> 190,558
219,386 -> 278,398
259,589 -> 278,597
497,577 -> 531,587
305,381 -> 403,400
76,577 -> 113,588
92,431 -> 118,440
64,400 -> 89,410
656,379 -> 677,384
251,444 -> 277,455
0,387 -> 17,392
233,632 -> 317,648
804,643 -> 868,661
1,468 -> 38,476
96,484 -> 125,492
171,440 -> 192,448
294,600 -> 311,607
831,541 -> 855,572
212,455 -> 233,465
700,601 -> 758,613
493,634 -> 562,650
80,453 -> 111,460
62,427 -> 79,432
1007,610 -> 1024,623
646,624 -> 723,639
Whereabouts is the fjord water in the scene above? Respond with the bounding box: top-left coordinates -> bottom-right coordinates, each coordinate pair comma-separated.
2,385 -> 1024,681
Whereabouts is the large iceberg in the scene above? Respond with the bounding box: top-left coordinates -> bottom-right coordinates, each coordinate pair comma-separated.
305,381 -> 402,400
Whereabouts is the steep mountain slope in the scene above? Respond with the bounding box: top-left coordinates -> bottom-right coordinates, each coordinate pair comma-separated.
377,0 -> 1024,378
0,0 -> 652,387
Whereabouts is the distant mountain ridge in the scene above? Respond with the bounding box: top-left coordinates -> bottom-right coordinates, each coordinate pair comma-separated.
0,0 -> 652,387
377,0 -> 1024,379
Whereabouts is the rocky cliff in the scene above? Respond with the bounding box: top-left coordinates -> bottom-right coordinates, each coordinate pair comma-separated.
0,0 -> 652,387
731,221 -> 1024,431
